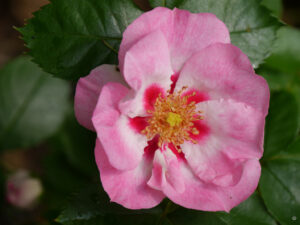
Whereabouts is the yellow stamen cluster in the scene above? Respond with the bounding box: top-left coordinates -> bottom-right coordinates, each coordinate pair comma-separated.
142,87 -> 203,152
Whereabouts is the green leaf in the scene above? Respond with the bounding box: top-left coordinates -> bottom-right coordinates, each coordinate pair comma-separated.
217,192 -> 277,225
150,0 -> 185,8
257,67 -> 300,123
263,91 -> 299,158
166,193 -> 276,225
18,0 -> 142,80
0,56 -> 70,150
261,0 -> 282,18
57,216 -> 106,225
256,26 -> 300,122
56,185 -> 107,223
149,0 -> 281,68
264,27 -> 300,74
43,150 -> 89,195
103,214 -> 162,225
167,208 -> 226,225
49,112 -> 97,177
58,214 -> 164,225
258,67 -> 299,91
259,138 -> 300,225
256,27 -> 300,91
42,149 -> 90,210
56,184 -> 163,225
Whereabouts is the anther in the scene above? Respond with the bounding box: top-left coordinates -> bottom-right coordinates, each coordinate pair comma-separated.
142,86 -> 203,153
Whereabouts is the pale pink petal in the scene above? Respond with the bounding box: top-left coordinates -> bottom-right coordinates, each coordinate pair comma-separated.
119,7 -> 172,74
148,149 -> 185,194
148,150 -> 261,212
74,65 -> 126,130
119,30 -> 173,117
175,43 -> 270,115
181,99 -> 265,186
95,139 -> 165,209
198,99 -> 265,156
119,83 -> 166,118
92,83 -> 147,171
119,7 -> 230,73
148,150 -> 224,211
178,159 -> 261,212
220,159 -> 261,211
123,30 -> 173,90
169,9 -> 230,71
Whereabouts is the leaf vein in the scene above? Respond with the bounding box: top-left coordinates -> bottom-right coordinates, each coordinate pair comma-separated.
230,25 -> 278,34
265,165 -> 297,200
0,75 -> 45,143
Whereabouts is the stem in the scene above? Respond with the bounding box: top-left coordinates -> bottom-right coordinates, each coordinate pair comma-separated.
157,200 -> 173,225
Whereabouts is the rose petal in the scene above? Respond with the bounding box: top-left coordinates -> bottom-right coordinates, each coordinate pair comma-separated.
148,150 -> 261,212
119,7 -> 230,73
148,149 -> 185,193
148,150 -> 225,211
123,30 -> 173,90
119,83 -> 167,118
92,83 -> 147,170
181,99 -> 265,186
169,9 -> 230,71
75,65 -> 126,130
176,43 -> 270,115
95,139 -> 165,209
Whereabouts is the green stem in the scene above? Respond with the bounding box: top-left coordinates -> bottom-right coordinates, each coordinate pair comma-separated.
157,200 -> 173,225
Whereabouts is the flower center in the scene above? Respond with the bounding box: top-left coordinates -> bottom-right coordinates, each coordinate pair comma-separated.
166,112 -> 182,126
142,87 -> 203,152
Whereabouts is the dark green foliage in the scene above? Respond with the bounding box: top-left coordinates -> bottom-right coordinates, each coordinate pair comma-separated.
18,0 -> 142,79
0,57 -> 70,150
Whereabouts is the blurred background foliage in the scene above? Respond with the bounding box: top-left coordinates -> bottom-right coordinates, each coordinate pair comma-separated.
0,0 -> 300,225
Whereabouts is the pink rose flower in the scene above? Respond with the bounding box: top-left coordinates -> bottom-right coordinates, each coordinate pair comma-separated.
75,7 -> 269,211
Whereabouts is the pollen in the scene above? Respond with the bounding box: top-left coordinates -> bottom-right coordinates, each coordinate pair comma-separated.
166,112 -> 183,126
142,87 -> 203,152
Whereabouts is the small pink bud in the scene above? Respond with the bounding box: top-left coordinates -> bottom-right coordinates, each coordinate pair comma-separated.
6,170 -> 42,209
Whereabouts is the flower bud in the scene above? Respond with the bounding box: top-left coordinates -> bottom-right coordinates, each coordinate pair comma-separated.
6,170 -> 42,209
